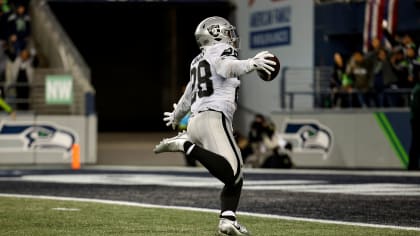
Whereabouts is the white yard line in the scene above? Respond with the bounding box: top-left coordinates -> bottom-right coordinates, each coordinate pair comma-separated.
51,207 -> 80,211
0,193 -> 419,232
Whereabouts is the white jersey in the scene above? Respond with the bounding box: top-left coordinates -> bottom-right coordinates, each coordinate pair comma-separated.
189,43 -> 241,122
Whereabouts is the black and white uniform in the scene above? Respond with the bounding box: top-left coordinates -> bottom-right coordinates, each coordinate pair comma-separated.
174,43 -> 251,185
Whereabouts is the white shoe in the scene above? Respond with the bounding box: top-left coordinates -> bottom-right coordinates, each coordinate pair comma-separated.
218,218 -> 251,236
153,131 -> 189,154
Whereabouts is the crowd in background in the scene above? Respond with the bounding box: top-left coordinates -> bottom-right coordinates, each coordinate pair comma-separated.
0,0 -> 37,113
329,28 -> 420,108
238,114 -> 293,169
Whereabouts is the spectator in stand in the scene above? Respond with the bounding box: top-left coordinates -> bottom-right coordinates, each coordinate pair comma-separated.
371,48 -> 401,108
383,46 -> 409,107
406,47 -> 419,86
380,48 -> 400,107
400,34 -> 416,51
380,21 -> 417,106
330,52 -> 353,108
7,4 -> 30,54
9,48 -> 36,110
365,38 -> 384,63
0,0 -> 12,41
371,48 -> 386,107
4,34 -> 19,61
346,51 -> 372,107
365,38 -> 387,107
383,20 -> 416,51
390,47 -> 417,109
395,47 -> 417,89
330,52 -> 343,107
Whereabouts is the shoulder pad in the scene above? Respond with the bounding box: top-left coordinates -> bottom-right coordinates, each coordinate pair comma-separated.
221,47 -> 238,58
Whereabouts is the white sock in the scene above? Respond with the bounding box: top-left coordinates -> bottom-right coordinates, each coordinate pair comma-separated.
221,210 -> 236,221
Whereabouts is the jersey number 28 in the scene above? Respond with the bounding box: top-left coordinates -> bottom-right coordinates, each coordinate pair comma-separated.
191,60 -> 214,101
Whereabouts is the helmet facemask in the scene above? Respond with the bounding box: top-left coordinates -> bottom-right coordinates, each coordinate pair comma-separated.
221,26 -> 240,49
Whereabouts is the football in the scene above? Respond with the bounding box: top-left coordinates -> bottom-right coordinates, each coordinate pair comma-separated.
257,55 -> 280,81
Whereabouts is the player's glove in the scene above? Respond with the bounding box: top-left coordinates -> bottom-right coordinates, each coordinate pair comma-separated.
163,103 -> 177,130
248,51 -> 276,75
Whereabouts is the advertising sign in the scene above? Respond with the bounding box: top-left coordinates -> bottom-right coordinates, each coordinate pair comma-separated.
235,0 -> 314,113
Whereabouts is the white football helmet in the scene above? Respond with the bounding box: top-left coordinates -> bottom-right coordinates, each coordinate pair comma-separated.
194,16 -> 239,49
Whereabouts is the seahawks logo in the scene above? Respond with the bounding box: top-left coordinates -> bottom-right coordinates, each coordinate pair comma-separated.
280,119 -> 333,159
0,122 -> 77,152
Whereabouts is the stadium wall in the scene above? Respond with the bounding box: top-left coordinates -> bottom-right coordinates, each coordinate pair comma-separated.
0,115 -> 97,165
270,110 -> 410,169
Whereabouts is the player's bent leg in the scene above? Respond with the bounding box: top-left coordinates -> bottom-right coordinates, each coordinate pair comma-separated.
153,131 -> 189,154
183,141 -> 236,185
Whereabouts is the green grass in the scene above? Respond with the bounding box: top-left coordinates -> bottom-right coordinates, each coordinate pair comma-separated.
0,196 -> 418,236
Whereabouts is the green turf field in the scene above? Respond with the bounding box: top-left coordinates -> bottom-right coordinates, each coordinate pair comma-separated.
0,196 -> 418,236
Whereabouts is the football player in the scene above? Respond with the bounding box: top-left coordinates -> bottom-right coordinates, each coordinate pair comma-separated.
154,16 -> 276,236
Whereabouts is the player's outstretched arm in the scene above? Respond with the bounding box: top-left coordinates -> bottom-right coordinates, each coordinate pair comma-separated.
163,103 -> 177,129
162,81 -> 193,130
215,51 -> 276,78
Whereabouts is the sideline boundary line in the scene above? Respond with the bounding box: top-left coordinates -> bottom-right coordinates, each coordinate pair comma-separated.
2,166 -> 420,177
0,193 -> 419,232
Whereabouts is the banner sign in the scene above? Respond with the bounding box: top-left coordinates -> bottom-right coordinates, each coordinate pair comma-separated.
45,75 -> 73,105
249,5 -> 291,48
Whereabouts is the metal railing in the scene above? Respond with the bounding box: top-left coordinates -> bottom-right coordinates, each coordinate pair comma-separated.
283,89 -> 412,109
280,66 -> 331,109
0,82 -> 32,108
0,82 -> 49,115
280,66 -> 412,110
1,77 -> 79,114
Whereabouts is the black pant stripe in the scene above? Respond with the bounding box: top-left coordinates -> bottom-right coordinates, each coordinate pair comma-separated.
221,114 -> 242,182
